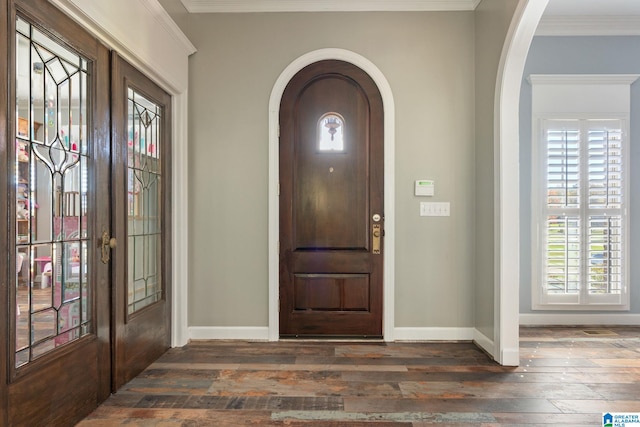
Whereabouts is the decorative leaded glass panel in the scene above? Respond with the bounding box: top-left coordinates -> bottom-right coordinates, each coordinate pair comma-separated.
14,16 -> 91,368
127,88 -> 163,314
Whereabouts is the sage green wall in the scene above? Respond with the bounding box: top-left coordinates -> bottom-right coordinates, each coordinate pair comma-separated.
159,1 -> 519,331
473,0 -> 519,339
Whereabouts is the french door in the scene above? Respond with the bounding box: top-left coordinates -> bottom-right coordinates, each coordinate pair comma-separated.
1,0 -> 172,425
1,0 -> 111,424
110,53 -> 172,390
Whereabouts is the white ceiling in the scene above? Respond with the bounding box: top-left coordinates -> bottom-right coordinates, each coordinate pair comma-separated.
178,0 -> 640,36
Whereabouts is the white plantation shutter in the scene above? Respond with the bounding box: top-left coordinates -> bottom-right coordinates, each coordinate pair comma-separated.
588,127 -> 623,208
545,215 -> 580,295
587,126 -> 623,298
544,124 -> 580,298
537,119 -> 627,308
546,127 -> 580,208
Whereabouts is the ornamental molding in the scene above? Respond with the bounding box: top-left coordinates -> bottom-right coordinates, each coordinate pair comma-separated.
180,0 -> 481,13
536,15 -> 640,36
528,74 -> 640,86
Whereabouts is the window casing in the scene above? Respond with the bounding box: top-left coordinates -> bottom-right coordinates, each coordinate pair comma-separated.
532,117 -> 629,310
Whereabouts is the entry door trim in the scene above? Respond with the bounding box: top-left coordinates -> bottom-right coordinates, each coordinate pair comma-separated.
268,48 -> 396,341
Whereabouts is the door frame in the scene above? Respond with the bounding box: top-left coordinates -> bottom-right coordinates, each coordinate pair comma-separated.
268,48 -> 396,341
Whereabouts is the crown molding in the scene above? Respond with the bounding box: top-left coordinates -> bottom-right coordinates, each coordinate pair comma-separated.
528,74 -> 640,86
179,0 -> 481,13
140,0 -> 196,55
536,15 -> 640,36
50,0 -> 195,91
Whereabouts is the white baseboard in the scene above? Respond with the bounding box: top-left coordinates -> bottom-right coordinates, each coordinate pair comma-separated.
393,327 -> 475,341
188,326 -> 489,342
520,313 -> 640,326
188,326 -> 269,341
189,327 -> 481,342
472,329 -> 495,359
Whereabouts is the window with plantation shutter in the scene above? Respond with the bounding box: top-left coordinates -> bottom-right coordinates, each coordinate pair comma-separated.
533,118 -> 628,309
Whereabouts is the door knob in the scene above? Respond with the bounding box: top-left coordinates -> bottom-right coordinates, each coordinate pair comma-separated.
101,231 -> 116,264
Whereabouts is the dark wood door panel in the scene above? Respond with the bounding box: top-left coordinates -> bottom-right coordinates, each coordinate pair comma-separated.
290,251 -> 372,273
114,304 -> 170,381
283,311 -> 381,336
294,274 -> 370,311
8,344 -> 99,425
293,75 -> 369,250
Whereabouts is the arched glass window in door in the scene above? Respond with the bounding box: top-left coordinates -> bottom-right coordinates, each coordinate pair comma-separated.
318,113 -> 345,152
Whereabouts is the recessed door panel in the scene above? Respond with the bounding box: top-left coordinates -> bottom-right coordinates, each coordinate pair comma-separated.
293,77 -> 369,251
294,274 -> 370,311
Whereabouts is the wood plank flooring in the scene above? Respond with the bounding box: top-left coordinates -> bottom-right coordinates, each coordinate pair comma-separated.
77,327 -> 640,426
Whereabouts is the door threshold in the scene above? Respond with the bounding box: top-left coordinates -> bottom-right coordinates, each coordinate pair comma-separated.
279,335 -> 384,342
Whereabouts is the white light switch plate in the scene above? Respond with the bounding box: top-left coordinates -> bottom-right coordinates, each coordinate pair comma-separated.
420,202 -> 450,217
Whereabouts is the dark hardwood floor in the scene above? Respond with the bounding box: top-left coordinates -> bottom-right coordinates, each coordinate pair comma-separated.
77,327 -> 640,426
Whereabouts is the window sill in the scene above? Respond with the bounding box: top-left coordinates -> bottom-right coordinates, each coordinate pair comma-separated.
532,302 -> 630,311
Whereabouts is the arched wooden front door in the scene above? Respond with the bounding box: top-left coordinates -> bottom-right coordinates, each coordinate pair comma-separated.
279,60 -> 384,337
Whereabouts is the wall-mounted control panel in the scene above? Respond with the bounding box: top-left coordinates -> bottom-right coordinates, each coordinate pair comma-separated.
420,202 -> 450,217
415,180 -> 434,196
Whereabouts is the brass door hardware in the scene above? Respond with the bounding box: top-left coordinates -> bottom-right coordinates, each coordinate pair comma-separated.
101,230 -> 117,264
372,223 -> 381,254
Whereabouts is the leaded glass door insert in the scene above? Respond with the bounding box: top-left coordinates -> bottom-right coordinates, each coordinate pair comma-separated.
14,16 -> 91,368
128,88 -> 163,314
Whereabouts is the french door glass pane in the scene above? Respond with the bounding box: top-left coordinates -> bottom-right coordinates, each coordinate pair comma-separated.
127,88 -> 162,315
14,16 -> 91,368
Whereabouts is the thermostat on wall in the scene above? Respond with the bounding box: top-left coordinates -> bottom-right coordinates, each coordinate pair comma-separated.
415,179 -> 434,196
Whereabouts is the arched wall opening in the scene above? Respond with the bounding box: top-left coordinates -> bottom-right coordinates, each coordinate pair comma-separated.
495,0 -> 548,365
267,48 -> 396,341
